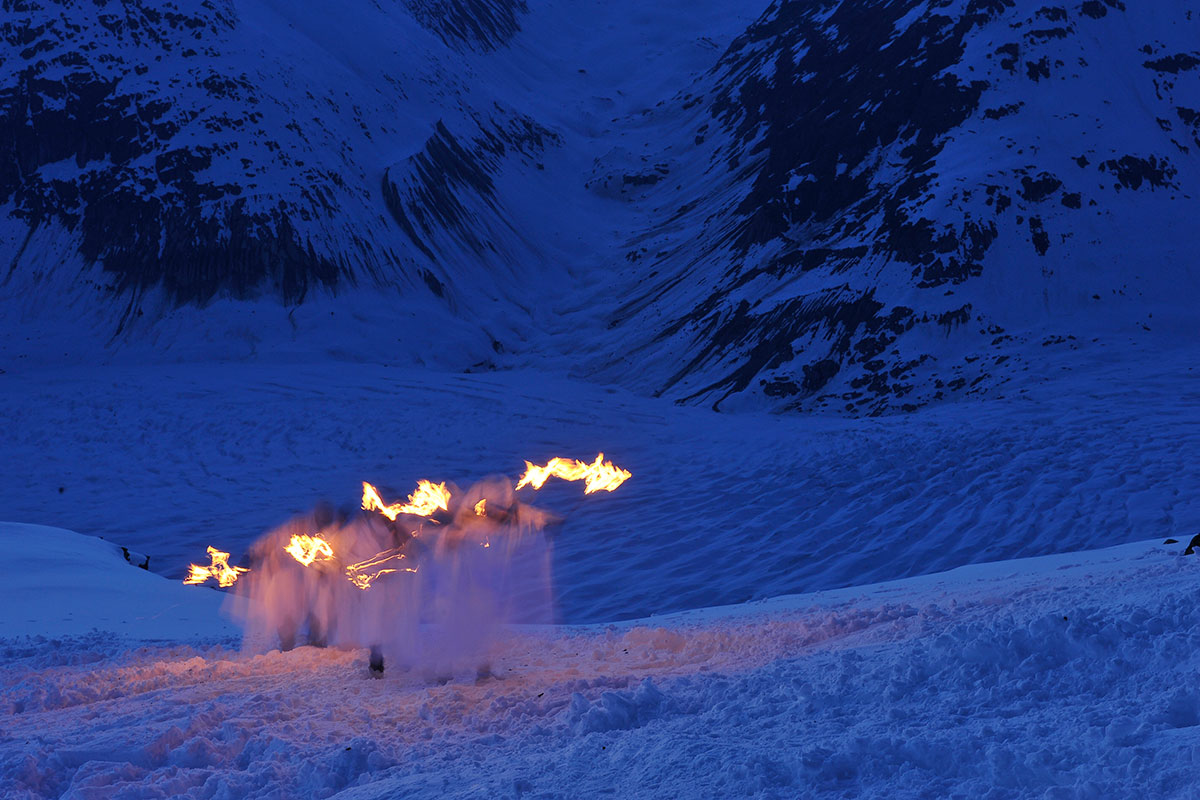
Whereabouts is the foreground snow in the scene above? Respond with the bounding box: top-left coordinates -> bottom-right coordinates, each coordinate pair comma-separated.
3,524 -> 1199,798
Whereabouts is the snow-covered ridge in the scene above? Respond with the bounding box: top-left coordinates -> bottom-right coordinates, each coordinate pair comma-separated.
0,522 -> 232,640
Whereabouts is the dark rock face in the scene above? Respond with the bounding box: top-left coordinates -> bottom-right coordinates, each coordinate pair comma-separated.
403,0 -> 528,51
1020,175 -> 1063,202
711,1 -> 987,256
1143,53 -> 1200,75
1099,155 -> 1178,191
382,116 -> 558,261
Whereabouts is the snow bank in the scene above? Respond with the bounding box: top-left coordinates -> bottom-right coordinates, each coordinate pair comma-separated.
0,523 -> 235,640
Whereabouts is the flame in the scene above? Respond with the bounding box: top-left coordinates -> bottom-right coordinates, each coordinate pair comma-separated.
284,534 -> 334,566
516,453 -> 631,494
183,546 -> 248,588
362,480 -> 450,520
475,499 -> 491,547
345,548 -> 417,590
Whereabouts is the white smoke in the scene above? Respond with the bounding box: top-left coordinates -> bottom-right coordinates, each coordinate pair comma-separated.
227,476 -> 557,676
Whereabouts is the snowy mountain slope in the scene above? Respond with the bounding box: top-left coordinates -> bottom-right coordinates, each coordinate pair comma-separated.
0,0 -> 759,373
5,0 -> 1195,412
575,0 -> 1200,412
3,526 -> 1199,798
0,0 -> 580,361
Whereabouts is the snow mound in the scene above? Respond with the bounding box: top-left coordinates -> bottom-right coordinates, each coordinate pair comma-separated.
0,523 -> 234,640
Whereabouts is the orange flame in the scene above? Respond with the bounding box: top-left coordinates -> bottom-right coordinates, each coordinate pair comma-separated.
345,548 -> 417,590
284,534 -> 334,566
474,499 -> 487,516
516,453 -> 631,494
183,546 -> 248,588
362,480 -> 450,520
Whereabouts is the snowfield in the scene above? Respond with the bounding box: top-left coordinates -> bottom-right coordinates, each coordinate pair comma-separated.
3,340 -> 1199,624
3,523 -> 1200,798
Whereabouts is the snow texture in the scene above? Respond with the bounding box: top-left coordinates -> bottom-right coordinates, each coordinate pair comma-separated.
3,525 -> 1200,798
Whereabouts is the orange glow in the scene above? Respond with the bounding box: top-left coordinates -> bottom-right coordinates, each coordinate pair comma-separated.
345,548 -> 417,590
183,546 -> 248,588
516,453 -> 631,494
362,480 -> 450,520
284,534 -> 334,566
474,499 -> 487,516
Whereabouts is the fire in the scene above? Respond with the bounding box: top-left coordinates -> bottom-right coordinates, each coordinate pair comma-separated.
183,546 -> 249,588
192,456 -> 627,598
362,480 -> 451,520
516,453 -> 631,494
345,548 -> 417,590
284,534 -> 334,566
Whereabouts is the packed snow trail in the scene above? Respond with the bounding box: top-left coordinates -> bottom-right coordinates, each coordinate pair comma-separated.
2,525 -> 1199,798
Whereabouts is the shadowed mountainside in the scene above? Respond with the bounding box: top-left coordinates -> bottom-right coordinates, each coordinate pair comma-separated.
1,0 -> 1196,412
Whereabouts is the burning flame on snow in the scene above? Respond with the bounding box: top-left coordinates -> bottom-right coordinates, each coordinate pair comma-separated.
183,546 -> 249,588
284,534 -> 334,566
362,480 -> 451,520
189,454 -> 629,595
516,453 -> 631,494
345,548 -> 417,590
